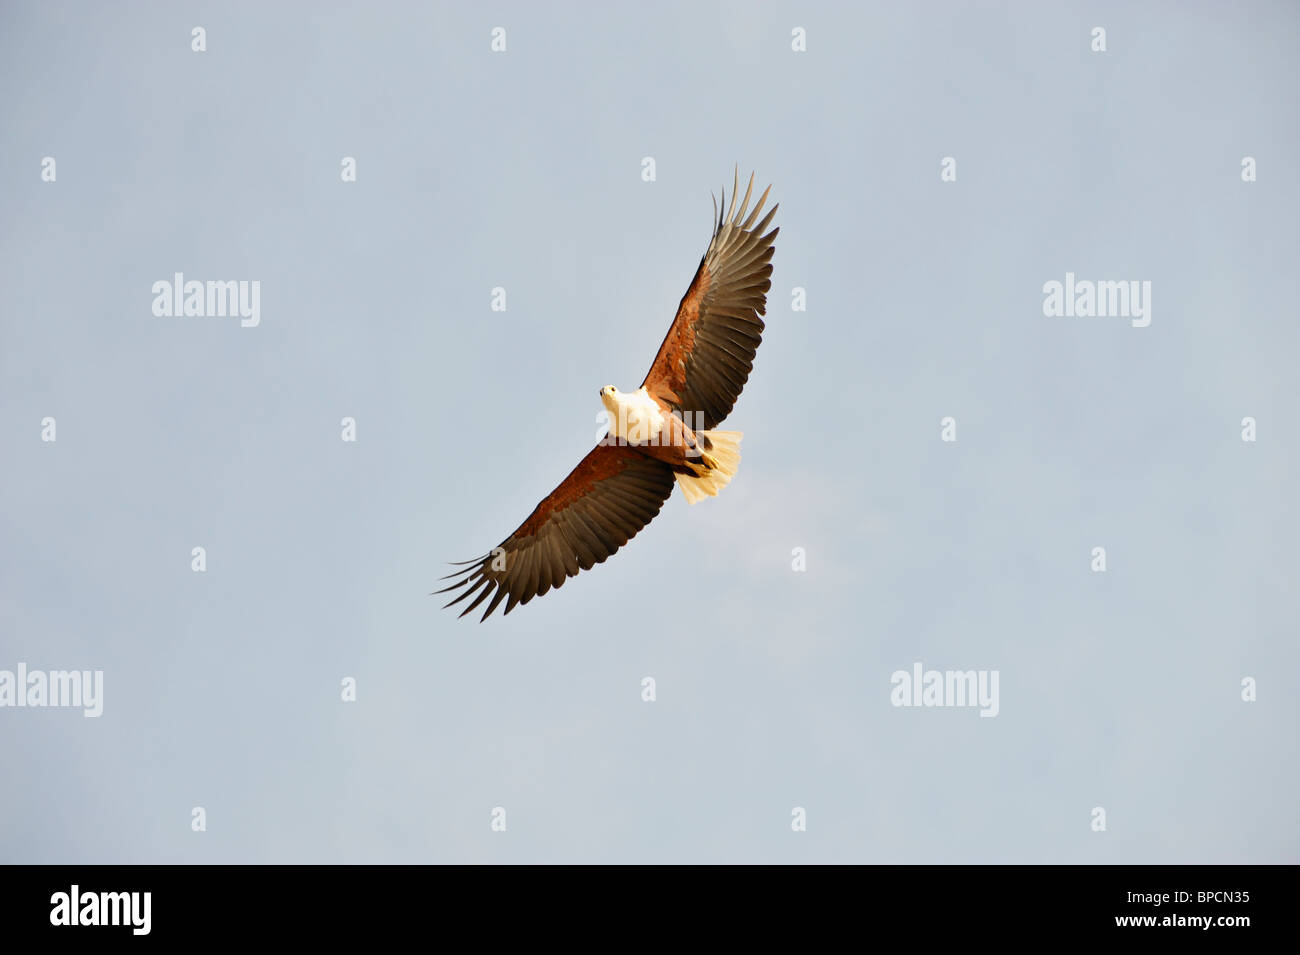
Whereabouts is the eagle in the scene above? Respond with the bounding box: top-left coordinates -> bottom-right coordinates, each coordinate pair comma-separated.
440,170 -> 778,621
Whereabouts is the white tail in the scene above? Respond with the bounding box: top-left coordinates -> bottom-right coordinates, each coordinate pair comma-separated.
675,430 -> 742,505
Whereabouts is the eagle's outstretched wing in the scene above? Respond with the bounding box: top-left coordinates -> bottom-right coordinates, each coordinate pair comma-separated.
437,442 -> 675,621
641,169 -> 779,429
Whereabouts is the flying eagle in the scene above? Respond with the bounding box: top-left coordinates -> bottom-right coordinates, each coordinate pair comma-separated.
440,170 -> 778,621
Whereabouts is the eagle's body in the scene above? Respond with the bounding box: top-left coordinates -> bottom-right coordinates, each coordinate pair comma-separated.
600,385 -> 743,503
440,170 -> 778,620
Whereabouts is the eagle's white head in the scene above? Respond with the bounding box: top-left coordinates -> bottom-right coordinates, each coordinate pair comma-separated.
599,385 -> 619,414
599,385 -> 665,444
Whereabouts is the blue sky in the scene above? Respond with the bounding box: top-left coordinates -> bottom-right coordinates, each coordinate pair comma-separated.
1,1 -> 1296,862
